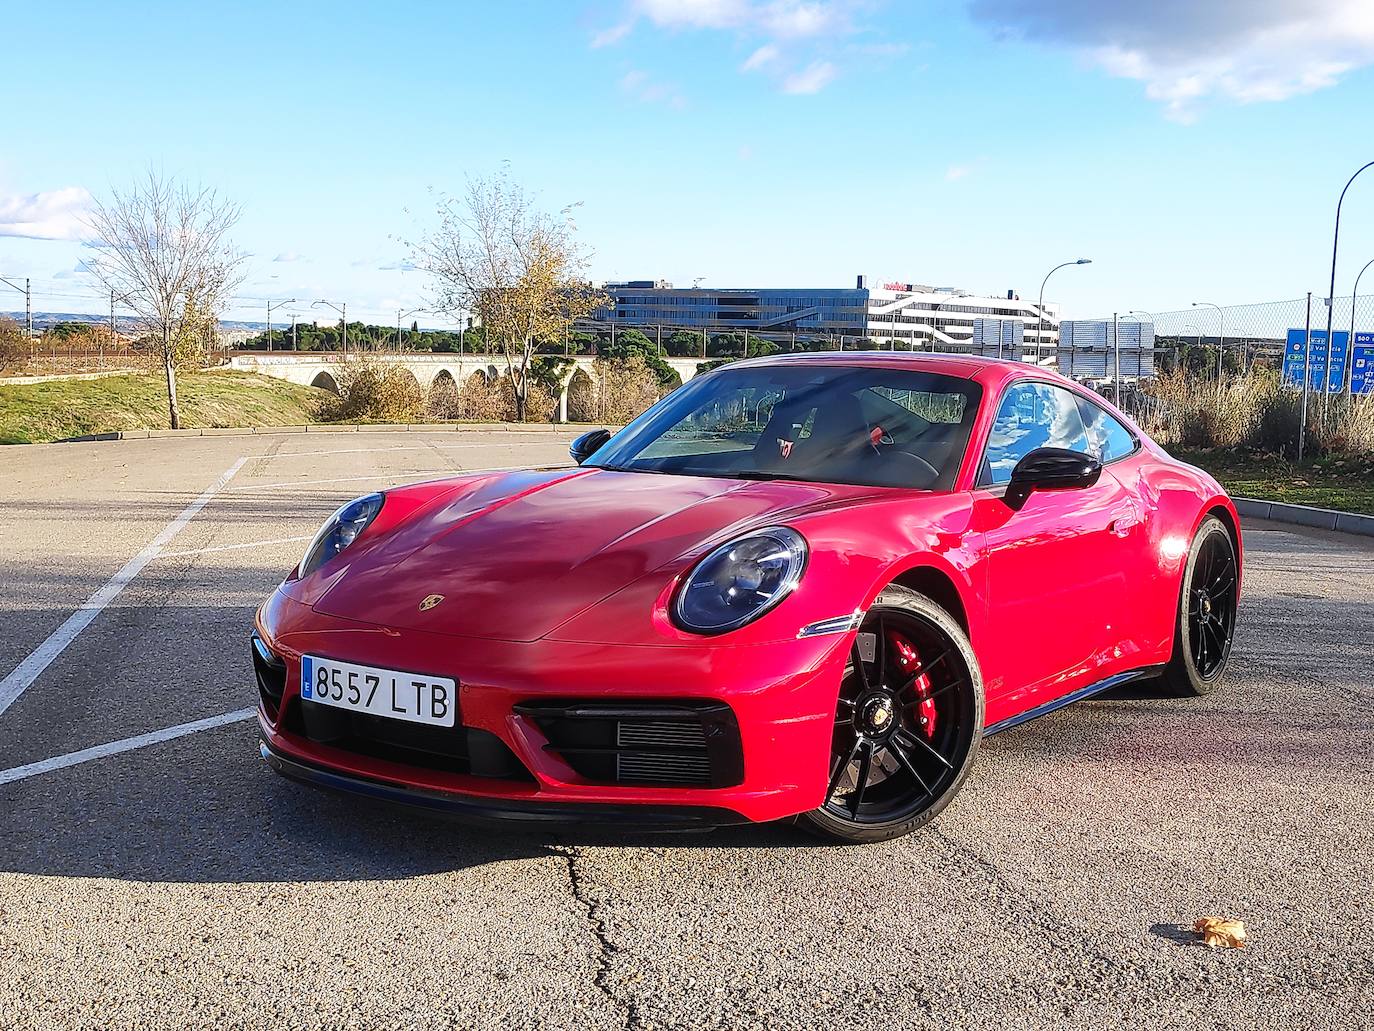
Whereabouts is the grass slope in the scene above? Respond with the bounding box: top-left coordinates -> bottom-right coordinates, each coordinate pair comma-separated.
0,372 -> 329,444
1175,447 -> 1374,516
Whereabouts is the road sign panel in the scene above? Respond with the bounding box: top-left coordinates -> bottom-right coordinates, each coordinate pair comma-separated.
1283,328 -> 1350,392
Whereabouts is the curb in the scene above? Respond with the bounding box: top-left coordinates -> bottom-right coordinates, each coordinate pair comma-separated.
1235,497 -> 1374,538
55,423 -> 590,443
1,370 -> 140,386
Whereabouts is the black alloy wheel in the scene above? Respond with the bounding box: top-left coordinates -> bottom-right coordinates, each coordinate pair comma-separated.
800,585 -> 984,844
1163,515 -> 1239,696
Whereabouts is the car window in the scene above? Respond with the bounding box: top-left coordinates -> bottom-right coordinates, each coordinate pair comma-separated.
591,365 -> 982,491
1076,396 -> 1137,463
981,382 -> 1090,486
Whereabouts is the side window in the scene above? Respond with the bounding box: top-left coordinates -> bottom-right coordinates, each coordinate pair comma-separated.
981,383 -> 1090,485
1076,397 -> 1137,463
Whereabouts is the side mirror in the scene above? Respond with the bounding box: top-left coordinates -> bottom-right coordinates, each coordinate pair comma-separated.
569,428 -> 612,465
1005,447 -> 1101,510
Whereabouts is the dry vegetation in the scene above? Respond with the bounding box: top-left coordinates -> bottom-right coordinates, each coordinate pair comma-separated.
567,355 -> 661,424
1141,367 -> 1374,459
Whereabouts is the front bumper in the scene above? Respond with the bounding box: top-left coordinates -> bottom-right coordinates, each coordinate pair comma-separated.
260,739 -> 748,830
254,588 -> 849,826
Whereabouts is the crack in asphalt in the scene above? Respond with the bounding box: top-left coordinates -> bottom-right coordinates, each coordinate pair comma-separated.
925,827 -> 1127,991
556,845 -> 643,1030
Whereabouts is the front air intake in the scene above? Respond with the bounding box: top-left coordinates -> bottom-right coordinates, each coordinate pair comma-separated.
513,700 -> 744,788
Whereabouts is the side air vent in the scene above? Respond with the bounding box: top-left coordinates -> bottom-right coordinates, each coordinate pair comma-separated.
513,700 -> 744,788
251,633 -> 287,720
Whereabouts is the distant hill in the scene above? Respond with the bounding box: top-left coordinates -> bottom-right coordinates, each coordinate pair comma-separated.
0,310 -> 267,334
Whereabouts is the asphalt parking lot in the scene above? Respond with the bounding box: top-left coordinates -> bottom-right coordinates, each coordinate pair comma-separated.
1,429 -> 1371,1030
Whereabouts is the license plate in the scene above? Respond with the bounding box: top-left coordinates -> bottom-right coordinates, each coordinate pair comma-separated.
300,655 -> 457,728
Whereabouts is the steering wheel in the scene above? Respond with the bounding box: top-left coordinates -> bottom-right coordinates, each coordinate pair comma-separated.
865,424 -> 941,487
890,449 -> 941,488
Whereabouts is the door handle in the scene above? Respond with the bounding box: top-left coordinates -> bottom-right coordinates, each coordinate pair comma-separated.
1109,514 -> 1138,538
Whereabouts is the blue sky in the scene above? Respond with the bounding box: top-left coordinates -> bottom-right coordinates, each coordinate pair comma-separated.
2,0 -> 1374,327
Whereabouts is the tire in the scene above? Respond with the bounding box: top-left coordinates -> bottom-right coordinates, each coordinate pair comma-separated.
1161,515 -> 1239,697
799,584 -> 985,844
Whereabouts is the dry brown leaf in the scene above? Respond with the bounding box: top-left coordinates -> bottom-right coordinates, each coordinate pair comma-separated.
1193,916 -> 1247,948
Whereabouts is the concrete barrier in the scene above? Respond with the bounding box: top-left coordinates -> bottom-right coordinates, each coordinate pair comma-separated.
1235,498 -> 1374,538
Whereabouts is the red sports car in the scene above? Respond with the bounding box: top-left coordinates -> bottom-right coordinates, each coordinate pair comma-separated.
254,353 -> 1241,843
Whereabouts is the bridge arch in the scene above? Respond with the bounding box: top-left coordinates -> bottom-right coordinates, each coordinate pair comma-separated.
566,368 -> 597,423
310,370 -> 340,395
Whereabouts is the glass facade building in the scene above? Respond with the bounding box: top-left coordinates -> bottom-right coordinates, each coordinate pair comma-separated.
592,276 -> 1060,352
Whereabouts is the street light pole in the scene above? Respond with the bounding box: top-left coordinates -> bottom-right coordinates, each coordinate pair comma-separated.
312,300 -> 347,355
1348,256 -> 1374,396
397,308 -> 424,351
266,298 -> 297,353
1325,161 -> 1374,395
1192,302 -> 1225,379
1037,259 -> 1092,364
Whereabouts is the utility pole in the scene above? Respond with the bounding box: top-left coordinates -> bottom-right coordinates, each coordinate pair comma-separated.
0,275 -> 31,353
290,313 -> 299,350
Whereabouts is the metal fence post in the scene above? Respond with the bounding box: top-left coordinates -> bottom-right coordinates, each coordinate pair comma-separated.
1299,292 -> 1312,463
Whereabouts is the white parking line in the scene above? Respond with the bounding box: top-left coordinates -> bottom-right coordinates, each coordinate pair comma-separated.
0,709 -> 255,787
0,458 -> 248,718
154,535 -> 314,560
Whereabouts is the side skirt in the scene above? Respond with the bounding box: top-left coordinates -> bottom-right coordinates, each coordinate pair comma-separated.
982,665 -> 1166,738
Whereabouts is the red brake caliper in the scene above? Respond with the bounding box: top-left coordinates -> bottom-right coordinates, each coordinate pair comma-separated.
887,630 -> 937,739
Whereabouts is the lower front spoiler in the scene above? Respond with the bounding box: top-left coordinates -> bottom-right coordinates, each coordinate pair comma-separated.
260,740 -> 750,832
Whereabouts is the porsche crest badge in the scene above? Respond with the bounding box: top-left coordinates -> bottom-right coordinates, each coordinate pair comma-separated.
419,594 -> 445,612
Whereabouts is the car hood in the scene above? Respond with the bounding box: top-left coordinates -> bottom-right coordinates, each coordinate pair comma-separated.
313,467 -> 882,642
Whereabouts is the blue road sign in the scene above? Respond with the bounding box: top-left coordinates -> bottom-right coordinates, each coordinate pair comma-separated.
1352,332 -> 1374,395
1283,328 -> 1350,392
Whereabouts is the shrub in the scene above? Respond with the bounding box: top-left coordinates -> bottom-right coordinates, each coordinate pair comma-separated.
318,356 -> 424,422
425,370 -> 556,423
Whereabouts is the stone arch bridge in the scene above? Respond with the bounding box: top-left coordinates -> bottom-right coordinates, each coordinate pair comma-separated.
227,351 -> 714,419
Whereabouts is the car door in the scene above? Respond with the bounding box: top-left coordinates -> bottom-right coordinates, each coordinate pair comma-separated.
970,381 -> 1141,718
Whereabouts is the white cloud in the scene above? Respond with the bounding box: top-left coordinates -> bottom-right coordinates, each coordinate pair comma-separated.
379,259 -> 418,272
945,164 -> 972,182
758,0 -> 848,39
741,43 -> 780,71
968,0 -> 1374,120
783,59 -> 837,94
273,251 -> 305,263
635,0 -> 751,30
0,187 -> 93,241
619,68 -> 688,108
591,21 -> 634,47
52,260 -> 95,280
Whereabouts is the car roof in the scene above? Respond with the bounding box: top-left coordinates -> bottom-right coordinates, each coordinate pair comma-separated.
723,350 -> 1075,392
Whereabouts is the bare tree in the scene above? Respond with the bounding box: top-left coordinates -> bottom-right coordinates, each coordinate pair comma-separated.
412,169 -> 605,420
84,173 -> 245,428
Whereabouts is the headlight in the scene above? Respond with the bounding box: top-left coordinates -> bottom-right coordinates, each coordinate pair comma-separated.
298,493 -> 384,578
673,527 -> 807,634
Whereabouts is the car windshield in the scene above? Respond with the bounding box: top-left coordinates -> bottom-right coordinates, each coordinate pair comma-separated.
588,363 -> 982,491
